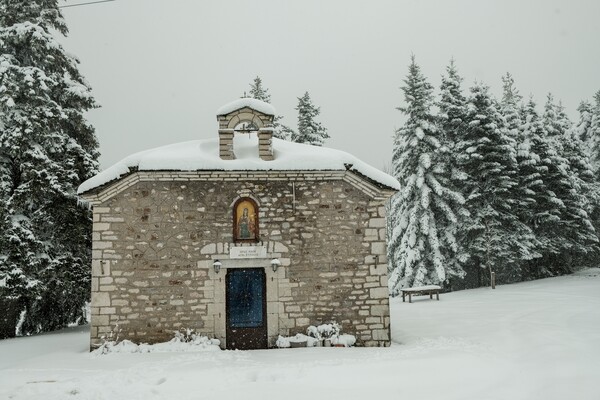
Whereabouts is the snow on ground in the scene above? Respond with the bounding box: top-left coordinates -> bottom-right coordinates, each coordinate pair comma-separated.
1,269 -> 599,400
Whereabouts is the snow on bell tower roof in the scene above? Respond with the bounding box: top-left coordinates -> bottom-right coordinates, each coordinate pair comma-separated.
216,98 -> 276,161
216,98 -> 276,117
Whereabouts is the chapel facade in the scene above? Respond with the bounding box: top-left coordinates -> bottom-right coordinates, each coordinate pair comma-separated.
79,99 -> 398,350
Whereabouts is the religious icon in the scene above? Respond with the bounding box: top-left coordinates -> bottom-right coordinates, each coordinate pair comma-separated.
234,199 -> 258,241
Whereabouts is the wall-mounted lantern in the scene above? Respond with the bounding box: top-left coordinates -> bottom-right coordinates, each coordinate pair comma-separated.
271,258 -> 281,272
213,259 -> 222,274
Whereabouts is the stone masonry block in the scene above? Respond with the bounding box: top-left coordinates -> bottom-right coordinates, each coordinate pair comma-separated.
93,223 -> 110,232
91,315 -> 109,326
371,242 -> 386,255
372,329 -> 390,341
91,292 -> 110,307
368,218 -> 385,228
370,264 -> 387,276
370,305 -> 389,316
370,287 -> 389,299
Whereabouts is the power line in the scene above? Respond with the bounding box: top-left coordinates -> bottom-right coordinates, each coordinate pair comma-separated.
59,0 -> 116,9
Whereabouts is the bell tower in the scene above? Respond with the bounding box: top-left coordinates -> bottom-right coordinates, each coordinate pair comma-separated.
216,99 -> 275,161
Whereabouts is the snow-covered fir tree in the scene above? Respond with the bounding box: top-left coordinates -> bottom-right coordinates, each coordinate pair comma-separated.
575,100 -> 593,145
541,96 -> 598,272
500,74 -> 541,228
436,59 -> 470,276
0,0 -> 99,337
572,99 -> 600,228
587,91 -> 600,172
289,92 -> 329,146
517,98 -> 564,264
243,76 -> 291,140
438,60 -> 467,146
457,83 -> 537,284
500,73 -> 524,142
515,96 -> 590,276
247,76 -> 271,103
387,57 -> 466,294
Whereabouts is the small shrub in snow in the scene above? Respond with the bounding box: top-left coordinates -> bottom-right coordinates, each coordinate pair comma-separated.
92,327 -> 221,355
277,322 -> 355,348
306,322 -> 341,340
315,322 -> 340,339
95,324 -> 123,355
276,333 -> 320,348
173,328 -> 207,343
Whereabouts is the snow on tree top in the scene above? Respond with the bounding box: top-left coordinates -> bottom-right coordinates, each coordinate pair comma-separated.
216,98 -> 276,116
77,135 -> 400,194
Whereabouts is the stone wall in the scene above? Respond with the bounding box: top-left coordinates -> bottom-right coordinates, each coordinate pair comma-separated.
89,171 -> 391,349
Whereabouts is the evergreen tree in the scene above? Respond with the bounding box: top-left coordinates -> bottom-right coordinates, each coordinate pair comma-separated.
519,98 -> 563,264
457,83 -> 537,284
588,91 -> 600,172
437,59 -> 470,281
541,96 -> 598,272
0,0 -> 99,337
387,57 -> 466,294
247,76 -> 271,103
500,73 -> 524,142
243,76 -> 291,140
438,60 -> 467,147
572,99 -> 600,250
289,92 -> 329,146
501,74 -> 540,226
574,100 -> 593,146
515,96 -> 591,276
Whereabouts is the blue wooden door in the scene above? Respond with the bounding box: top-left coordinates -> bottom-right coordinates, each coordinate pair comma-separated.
226,268 -> 267,349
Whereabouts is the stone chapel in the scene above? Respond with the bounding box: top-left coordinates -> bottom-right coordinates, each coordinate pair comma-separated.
78,98 -> 399,350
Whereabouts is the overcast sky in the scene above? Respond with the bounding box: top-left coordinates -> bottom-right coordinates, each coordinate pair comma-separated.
59,0 -> 600,171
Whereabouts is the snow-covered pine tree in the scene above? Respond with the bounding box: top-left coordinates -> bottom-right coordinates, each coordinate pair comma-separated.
290,92 -> 329,146
457,83 -> 537,284
588,91 -> 600,172
438,60 -> 467,147
500,74 -> 542,234
500,73 -> 524,142
516,97 -> 564,272
557,102 -> 596,192
573,98 -> 600,242
0,0 -> 99,337
243,76 -> 291,140
436,59 -> 470,285
387,57 -> 466,294
541,96 -> 598,272
247,76 -> 271,103
514,96 -> 587,276
575,101 -> 593,146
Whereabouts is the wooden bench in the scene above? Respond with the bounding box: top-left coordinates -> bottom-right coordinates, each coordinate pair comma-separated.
401,285 -> 441,303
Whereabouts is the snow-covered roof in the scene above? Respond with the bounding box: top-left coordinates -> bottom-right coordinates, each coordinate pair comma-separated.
78,135 -> 400,195
216,98 -> 276,116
